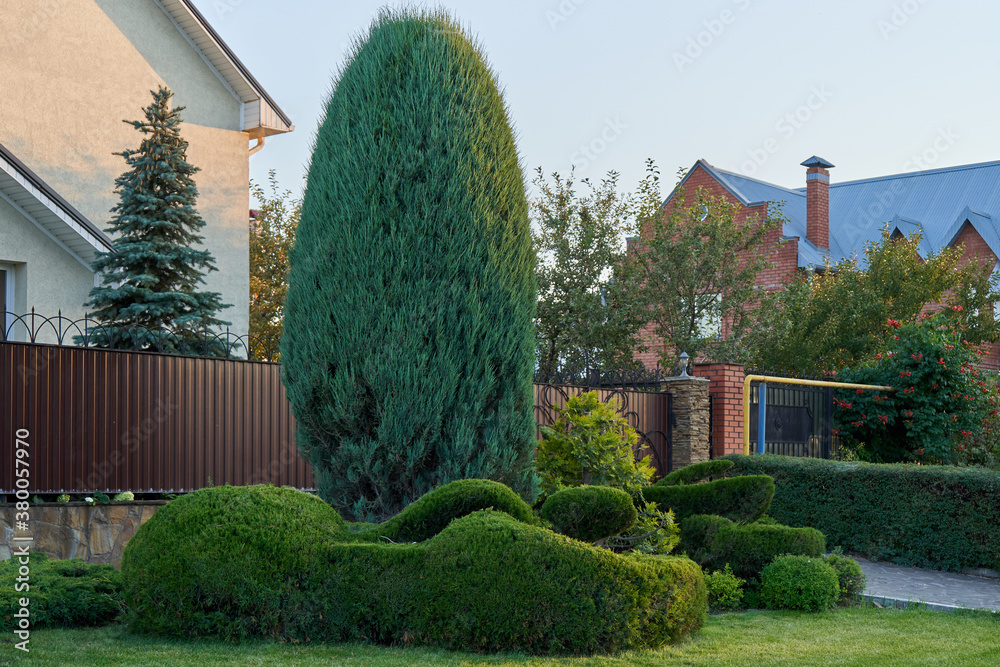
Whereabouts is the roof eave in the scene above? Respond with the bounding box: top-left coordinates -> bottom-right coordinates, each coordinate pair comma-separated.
155,0 -> 294,136
0,143 -> 111,268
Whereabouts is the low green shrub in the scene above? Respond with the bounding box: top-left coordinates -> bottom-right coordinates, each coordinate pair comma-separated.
724,454 -> 1000,572
541,486 -> 637,543
704,564 -> 745,611
124,484 -> 707,654
122,484 -> 347,639
657,460 -> 735,486
0,553 -> 122,630
413,510 -> 706,653
825,552 -> 866,605
535,391 -> 654,501
680,514 -> 826,581
760,555 -> 839,612
378,478 -> 538,542
642,475 -> 774,524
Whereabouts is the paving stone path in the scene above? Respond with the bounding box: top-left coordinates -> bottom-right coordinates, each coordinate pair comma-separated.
853,555 -> 1000,612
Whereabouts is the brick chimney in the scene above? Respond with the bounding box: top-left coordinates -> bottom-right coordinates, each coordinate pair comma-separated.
801,156 -> 834,249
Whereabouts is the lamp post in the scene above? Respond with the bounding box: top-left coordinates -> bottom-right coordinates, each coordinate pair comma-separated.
678,351 -> 689,377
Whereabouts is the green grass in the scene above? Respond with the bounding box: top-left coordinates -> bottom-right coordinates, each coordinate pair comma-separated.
7,607 -> 999,666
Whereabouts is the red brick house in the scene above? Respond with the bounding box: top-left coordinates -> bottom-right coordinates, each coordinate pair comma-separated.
636,156 -> 1000,371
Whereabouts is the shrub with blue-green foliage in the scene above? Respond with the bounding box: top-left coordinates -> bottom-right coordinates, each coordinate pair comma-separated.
540,486 -> 637,543
0,553 -> 122,630
724,453 -> 1000,572
123,483 -> 707,654
760,555 -> 839,612
642,475 -> 774,524
281,8 -> 538,522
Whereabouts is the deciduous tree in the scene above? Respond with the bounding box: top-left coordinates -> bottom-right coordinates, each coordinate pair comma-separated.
633,162 -> 784,366
745,228 -> 1000,375
531,168 -> 646,377
249,171 -> 299,359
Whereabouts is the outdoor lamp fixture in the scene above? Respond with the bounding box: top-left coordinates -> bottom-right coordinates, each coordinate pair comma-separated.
678,351 -> 690,377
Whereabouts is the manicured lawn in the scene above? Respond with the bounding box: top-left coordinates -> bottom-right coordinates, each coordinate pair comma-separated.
11,607 -> 1000,666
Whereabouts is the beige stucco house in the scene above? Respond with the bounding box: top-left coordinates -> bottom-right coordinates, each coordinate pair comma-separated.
0,0 -> 292,339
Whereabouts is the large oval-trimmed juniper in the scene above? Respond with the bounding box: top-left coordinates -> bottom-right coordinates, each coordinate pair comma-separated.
281,9 -> 537,521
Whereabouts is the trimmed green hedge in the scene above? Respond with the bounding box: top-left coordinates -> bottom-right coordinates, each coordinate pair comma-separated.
540,486 -> 637,542
123,484 -> 706,654
679,514 -> 826,581
379,478 -> 539,542
657,460 -> 735,486
642,475 -> 774,524
0,553 -> 122,630
724,454 -> 1000,572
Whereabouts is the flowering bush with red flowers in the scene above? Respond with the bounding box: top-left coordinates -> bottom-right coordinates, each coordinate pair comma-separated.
834,314 -> 992,463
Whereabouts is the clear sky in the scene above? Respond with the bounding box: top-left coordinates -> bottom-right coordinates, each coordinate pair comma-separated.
190,0 -> 998,201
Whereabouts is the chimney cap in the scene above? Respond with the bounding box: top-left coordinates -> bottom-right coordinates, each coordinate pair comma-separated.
801,156 -> 835,169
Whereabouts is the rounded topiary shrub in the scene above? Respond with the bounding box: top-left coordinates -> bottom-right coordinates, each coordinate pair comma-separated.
379,479 -> 539,542
281,8 -> 538,522
657,460 -> 734,486
123,482 -> 709,653
679,514 -> 826,581
825,553 -> 866,604
121,485 -> 345,639
415,510 -> 706,653
0,553 -> 122,630
540,485 -> 637,543
642,475 -> 774,524
760,554 -> 839,612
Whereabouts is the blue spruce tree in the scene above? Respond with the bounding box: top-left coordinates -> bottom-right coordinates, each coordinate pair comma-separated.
83,87 -> 230,354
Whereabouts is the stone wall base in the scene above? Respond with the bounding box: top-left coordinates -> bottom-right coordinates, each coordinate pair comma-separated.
0,501 -> 166,568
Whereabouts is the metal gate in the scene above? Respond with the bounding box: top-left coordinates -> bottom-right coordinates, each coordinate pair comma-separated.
748,381 -> 835,459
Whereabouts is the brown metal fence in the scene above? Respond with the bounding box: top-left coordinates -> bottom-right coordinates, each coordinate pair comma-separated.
2,338 -> 673,494
1,342 -> 309,494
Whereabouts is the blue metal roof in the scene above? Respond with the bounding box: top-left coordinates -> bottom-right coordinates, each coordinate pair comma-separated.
674,158 -> 1000,271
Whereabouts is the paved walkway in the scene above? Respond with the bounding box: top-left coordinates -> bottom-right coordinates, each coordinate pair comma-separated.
853,555 -> 1000,612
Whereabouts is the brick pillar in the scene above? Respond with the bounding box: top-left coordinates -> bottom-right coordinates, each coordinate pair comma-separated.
660,376 -> 710,469
693,362 -> 746,457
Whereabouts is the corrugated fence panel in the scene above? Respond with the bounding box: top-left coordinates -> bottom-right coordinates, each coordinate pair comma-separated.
3,341 -> 668,494
1,342 -> 311,494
